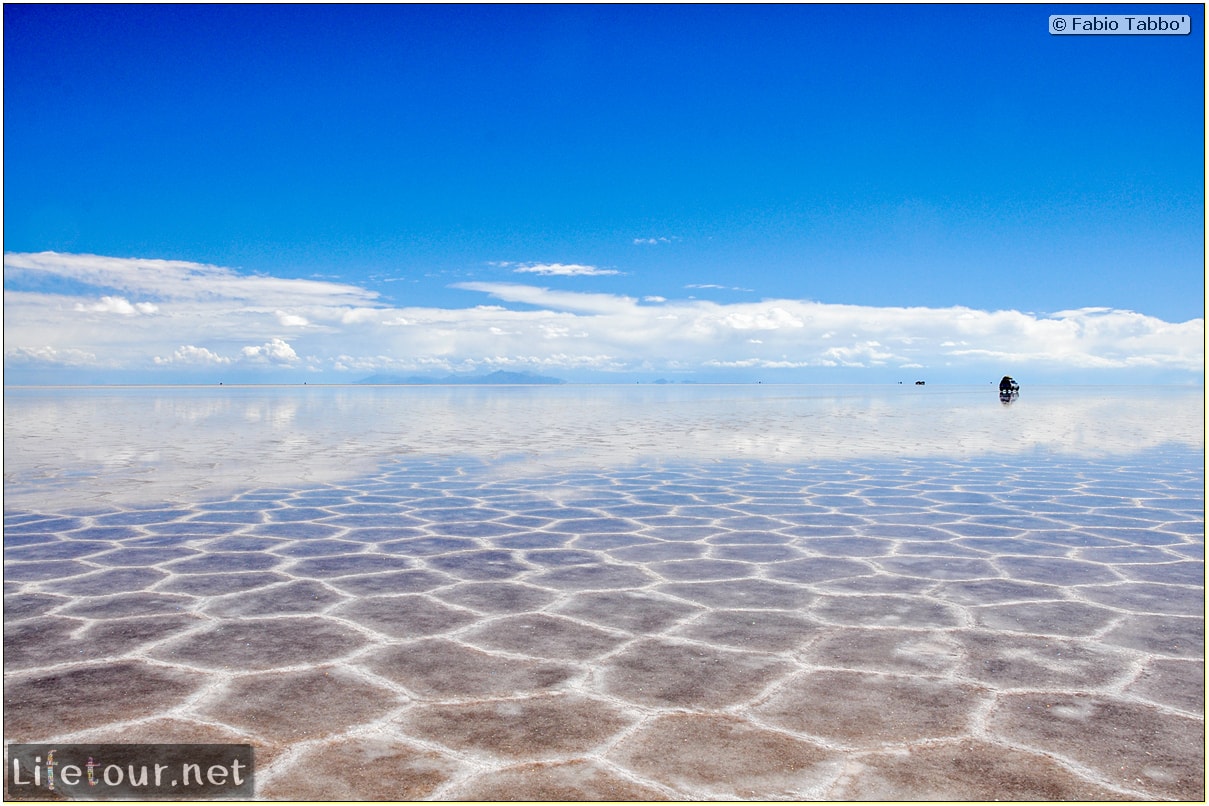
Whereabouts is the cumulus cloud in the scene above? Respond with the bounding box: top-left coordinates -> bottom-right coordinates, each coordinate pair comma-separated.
510,262 -> 619,277
241,338 -> 299,364
5,345 -> 98,366
154,345 -> 232,366
3,252 -> 1203,382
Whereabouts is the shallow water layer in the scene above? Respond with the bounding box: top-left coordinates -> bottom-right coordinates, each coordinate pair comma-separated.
4,384 -> 1203,509
4,385 -> 1204,800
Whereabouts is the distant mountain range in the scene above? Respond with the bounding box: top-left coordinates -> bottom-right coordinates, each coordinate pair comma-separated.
356,369 -> 565,385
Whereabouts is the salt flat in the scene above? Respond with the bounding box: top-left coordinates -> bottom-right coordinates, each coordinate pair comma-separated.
4,385 -> 1204,800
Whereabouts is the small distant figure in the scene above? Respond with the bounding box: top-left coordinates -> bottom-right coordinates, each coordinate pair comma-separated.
915,380 -> 925,385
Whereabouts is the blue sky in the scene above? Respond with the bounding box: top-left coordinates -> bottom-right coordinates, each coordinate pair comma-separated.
4,4 -> 1204,384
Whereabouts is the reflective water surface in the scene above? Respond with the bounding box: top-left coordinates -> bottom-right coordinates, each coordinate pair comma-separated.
4,385 -> 1204,799
4,384 -> 1203,508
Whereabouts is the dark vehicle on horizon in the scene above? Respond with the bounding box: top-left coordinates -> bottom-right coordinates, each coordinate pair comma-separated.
999,375 -> 1020,403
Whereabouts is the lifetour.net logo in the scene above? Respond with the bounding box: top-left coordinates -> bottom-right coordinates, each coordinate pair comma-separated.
7,744 -> 254,799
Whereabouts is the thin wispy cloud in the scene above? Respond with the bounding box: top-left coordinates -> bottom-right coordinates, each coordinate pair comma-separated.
5,251 -> 380,307
73,296 -> 159,316
454,281 -> 639,315
686,283 -> 755,293
4,252 -> 1203,381
509,262 -> 620,277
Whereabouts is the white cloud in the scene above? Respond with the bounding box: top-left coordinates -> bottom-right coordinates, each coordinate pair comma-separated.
4,252 -> 1203,382
241,338 -> 299,365
716,307 -> 804,331
5,251 -> 379,307
510,263 -> 620,277
5,345 -> 98,366
340,307 -> 387,325
154,345 -> 232,366
633,236 -> 677,245
820,341 -> 897,366
74,296 -> 159,316
454,282 -> 638,315
686,283 -> 754,292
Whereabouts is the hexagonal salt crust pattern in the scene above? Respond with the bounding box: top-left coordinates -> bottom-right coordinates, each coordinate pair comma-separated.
5,452 -> 1203,800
